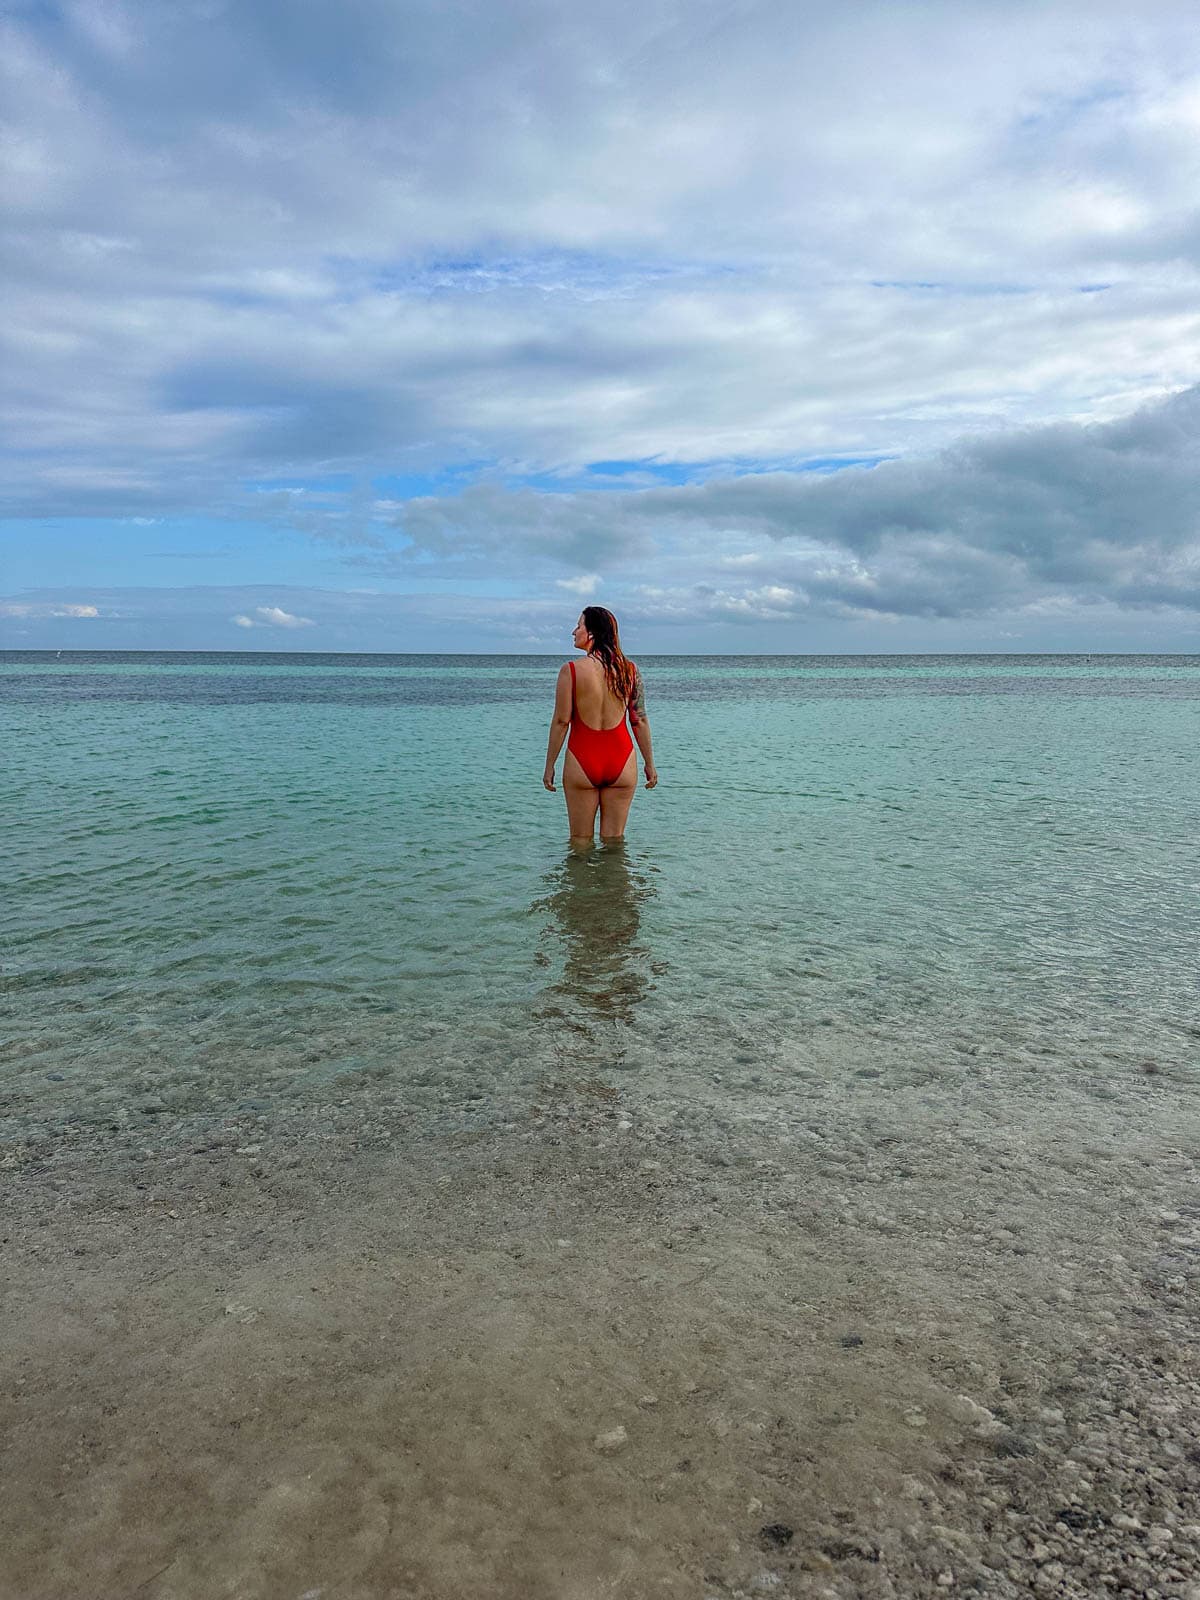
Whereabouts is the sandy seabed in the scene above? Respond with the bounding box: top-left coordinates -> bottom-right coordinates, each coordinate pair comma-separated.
3,1032 -> 1198,1600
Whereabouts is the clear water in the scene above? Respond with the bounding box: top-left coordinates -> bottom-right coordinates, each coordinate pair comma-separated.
3,652 -> 1198,1137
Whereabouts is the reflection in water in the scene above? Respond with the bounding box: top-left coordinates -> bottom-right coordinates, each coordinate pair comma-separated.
533,844 -> 661,1027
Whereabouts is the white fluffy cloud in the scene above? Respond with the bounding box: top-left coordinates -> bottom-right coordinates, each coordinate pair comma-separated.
0,601 -> 100,618
230,605 -> 314,629
2,585 -> 577,652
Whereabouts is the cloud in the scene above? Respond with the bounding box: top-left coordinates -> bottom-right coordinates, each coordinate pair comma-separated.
383,385 -> 1200,620
0,601 -> 100,618
389,484 -> 651,573
231,605 -> 315,629
3,577 -> 1195,656
3,3 -> 1199,652
3,0 -> 1200,531
0,584 -> 581,652
257,605 -> 313,628
659,384 -> 1200,618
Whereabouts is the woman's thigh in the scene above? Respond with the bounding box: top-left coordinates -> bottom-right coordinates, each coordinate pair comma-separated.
598,751 -> 638,838
562,749 -> 600,839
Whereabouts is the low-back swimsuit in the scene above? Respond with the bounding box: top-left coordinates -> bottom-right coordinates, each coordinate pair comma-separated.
567,659 -> 635,787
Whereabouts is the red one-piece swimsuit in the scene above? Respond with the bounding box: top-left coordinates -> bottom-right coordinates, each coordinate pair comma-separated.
567,659 -> 635,787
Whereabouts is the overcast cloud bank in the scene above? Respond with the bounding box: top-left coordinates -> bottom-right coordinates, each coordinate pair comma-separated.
2,1 -> 1199,648
377,384 -> 1200,623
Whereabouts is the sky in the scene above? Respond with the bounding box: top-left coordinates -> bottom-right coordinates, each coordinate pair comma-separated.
2,0 -> 1199,653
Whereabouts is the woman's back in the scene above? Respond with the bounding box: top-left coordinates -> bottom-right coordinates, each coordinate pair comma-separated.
570,656 -> 631,730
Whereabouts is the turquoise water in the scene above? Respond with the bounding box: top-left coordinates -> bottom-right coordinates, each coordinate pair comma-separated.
3,653 -> 1198,1137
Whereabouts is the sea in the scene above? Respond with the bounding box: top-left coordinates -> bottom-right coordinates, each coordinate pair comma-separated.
3,651 -> 1198,1143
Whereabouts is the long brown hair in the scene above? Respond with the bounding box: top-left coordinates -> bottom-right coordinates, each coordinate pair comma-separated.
582,605 -> 637,701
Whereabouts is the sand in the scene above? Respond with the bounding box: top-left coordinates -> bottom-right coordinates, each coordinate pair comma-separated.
3,1043 -> 1198,1599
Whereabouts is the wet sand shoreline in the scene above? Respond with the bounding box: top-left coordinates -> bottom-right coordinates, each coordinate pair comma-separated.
3,1053 -> 1198,1599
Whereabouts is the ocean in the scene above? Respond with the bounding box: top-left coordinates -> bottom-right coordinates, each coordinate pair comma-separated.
5,650 -> 1199,1596
3,651 -> 1196,1142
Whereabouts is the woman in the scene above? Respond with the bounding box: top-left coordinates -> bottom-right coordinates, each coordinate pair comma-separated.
543,606 -> 657,844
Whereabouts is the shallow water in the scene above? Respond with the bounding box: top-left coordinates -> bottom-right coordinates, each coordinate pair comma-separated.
2,652 -> 1198,1141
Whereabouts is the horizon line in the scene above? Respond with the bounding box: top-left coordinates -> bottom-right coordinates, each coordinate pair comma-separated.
2,648 -> 1194,660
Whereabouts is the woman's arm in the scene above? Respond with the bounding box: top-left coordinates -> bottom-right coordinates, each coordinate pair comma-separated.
630,669 -> 657,787
543,664 -> 573,790
633,715 -> 657,788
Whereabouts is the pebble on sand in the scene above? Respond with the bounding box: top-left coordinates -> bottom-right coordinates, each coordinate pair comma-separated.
593,1426 -> 628,1453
